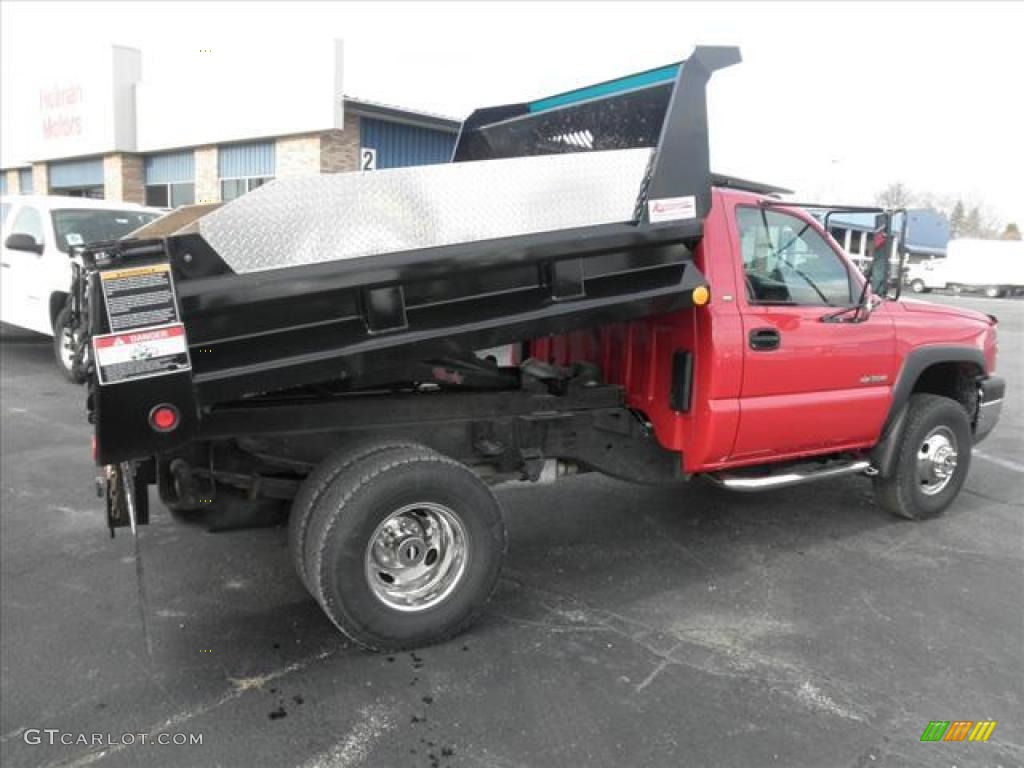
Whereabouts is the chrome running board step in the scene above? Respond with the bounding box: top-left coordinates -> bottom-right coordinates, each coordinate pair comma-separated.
706,459 -> 872,493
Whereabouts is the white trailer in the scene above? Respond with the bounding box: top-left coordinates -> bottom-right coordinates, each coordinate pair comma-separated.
915,238 -> 1024,297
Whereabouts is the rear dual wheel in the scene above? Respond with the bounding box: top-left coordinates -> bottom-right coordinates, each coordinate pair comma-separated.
292,444 -> 507,650
288,440 -> 421,590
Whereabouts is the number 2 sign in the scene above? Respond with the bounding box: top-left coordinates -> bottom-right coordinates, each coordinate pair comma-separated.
360,148 -> 377,171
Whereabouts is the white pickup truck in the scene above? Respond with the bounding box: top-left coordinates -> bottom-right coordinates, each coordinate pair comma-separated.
907,237 -> 1024,298
1,195 -> 162,379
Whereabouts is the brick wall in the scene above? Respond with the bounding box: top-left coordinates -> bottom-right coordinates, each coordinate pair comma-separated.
276,134 -> 321,177
276,121 -> 360,177
194,146 -> 219,203
320,118 -> 360,173
32,163 -> 49,196
103,153 -> 144,203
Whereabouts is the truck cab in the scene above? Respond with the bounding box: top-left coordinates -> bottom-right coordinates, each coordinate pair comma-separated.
538,187 -> 1000,473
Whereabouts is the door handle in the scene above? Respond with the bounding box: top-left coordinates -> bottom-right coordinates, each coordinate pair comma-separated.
749,328 -> 781,351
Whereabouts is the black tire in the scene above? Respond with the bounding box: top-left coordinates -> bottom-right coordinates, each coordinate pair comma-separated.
983,286 -> 1003,299
53,305 -> 85,383
873,394 -> 972,520
288,439 -> 422,590
305,446 -> 507,650
910,279 -> 926,294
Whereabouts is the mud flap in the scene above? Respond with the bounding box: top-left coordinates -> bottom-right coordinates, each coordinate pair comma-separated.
104,461 -> 150,536
102,461 -> 157,656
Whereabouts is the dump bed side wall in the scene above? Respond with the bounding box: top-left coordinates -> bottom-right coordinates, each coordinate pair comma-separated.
531,190 -> 745,472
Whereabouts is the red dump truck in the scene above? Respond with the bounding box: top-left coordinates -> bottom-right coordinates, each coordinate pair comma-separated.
75,47 -> 1004,649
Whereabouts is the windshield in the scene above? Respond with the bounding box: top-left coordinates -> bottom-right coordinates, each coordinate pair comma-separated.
51,209 -> 161,253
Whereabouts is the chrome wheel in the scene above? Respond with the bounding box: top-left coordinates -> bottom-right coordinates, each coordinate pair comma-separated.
364,502 -> 469,612
916,426 -> 958,496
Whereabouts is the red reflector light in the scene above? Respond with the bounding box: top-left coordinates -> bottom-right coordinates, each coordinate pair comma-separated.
91,435 -> 97,461
149,404 -> 180,433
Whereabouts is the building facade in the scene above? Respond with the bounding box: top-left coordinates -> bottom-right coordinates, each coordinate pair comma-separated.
1,42 -> 459,205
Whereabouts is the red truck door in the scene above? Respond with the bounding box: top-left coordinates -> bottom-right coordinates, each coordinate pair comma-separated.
727,204 -> 897,461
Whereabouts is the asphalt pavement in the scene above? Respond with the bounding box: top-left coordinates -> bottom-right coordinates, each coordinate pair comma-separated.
1,294 -> 1021,768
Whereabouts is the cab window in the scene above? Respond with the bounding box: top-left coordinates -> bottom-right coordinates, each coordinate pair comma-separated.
736,207 -> 853,306
10,206 -> 45,247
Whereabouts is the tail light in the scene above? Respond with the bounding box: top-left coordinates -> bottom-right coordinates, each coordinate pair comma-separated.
149,404 -> 180,433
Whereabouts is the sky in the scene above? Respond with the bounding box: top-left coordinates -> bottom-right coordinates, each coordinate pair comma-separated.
2,1 -> 1022,226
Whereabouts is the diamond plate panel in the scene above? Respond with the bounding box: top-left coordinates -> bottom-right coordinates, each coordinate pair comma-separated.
198,148 -> 653,274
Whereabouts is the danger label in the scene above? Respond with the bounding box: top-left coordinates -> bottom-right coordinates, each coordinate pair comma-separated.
648,195 -> 697,224
100,263 -> 180,332
93,323 -> 191,385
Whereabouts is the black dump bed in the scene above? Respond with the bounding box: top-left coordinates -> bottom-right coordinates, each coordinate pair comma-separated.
84,46 -> 740,464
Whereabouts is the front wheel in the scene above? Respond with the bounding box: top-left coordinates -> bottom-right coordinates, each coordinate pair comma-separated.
873,394 -> 972,520
304,446 -> 507,650
909,279 -> 928,294
53,305 -> 86,383
983,286 -> 1003,299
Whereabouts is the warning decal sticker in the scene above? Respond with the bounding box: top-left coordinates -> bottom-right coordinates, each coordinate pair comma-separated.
99,263 -> 180,332
93,323 -> 191,385
647,196 -> 698,224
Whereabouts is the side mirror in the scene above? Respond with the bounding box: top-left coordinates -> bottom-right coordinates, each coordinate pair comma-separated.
4,233 -> 43,254
867,235 -> 890,296
867,212 -> 902,300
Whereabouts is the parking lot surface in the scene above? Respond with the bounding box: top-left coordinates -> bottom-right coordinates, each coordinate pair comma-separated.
1,294 -> 1021,768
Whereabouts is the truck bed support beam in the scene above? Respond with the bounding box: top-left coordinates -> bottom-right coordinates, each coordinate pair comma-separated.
191,384 -> 685,485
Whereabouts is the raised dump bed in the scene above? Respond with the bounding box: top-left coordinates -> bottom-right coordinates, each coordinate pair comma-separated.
81,46 -> 740,465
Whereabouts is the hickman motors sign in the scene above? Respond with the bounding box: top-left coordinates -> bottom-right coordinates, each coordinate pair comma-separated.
39,83 -> 85,140
21,44 -> 140,162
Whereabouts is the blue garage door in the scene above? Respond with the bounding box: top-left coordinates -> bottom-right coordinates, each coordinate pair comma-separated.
360,119 -> 456,169
50,158 -> 104,189
219,142 -> 275,179
145,151 -> 194,184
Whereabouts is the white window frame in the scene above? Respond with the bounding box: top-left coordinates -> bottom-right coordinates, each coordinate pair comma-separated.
220,175 -> 273,201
